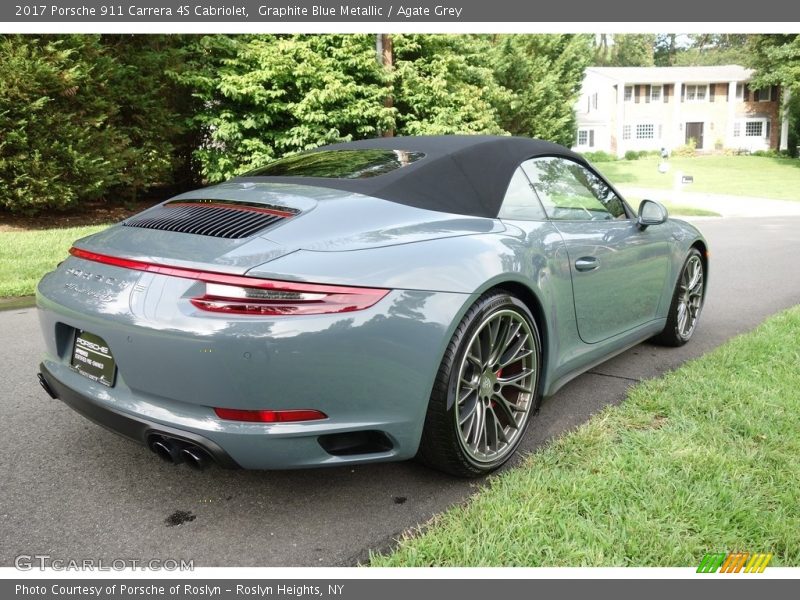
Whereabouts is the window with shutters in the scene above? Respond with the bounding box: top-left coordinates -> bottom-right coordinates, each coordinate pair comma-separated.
685,84 -> 708,102
650,85 -> 662,102
754,87 -> 772,102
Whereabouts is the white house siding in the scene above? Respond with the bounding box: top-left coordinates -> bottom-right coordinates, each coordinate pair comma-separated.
573,66 -> 783,157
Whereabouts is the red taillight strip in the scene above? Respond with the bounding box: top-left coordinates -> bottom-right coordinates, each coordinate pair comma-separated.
214,407 -> 327,423
68,246 -> 388,298
165,202 -> 296,219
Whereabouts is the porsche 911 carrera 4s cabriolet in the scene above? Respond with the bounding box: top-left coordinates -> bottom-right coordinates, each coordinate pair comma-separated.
37,136 -> 707,477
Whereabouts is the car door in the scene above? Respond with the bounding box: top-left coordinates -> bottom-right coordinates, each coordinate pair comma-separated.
521,156 -> 671,344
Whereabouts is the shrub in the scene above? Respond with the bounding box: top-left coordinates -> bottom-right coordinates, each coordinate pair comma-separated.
581,150 -> 616,163
672,138 -> 697,157
624,150 -> 639,160
0,36 -> 125,213
752,149 -> 779,158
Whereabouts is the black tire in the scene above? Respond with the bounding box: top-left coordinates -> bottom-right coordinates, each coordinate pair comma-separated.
652,248 -> 705,347
417,291 -> 542,477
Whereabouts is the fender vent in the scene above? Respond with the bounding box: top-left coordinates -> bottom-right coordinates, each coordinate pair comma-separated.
123,200 -> 298,239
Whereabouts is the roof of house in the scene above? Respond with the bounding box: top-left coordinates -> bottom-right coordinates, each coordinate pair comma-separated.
586,65 -> 754,84
237,135 -> 584,219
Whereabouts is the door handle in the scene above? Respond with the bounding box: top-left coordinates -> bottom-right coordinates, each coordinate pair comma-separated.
575,257 -> 599,272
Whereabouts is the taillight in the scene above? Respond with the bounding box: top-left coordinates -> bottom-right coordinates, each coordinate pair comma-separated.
191,281 -> 386,316
69,247 -> 389,316
214,407 -> 327,423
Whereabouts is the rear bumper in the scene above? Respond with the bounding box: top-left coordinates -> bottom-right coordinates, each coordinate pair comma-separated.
36,263 -> 472,469
39,363 -> 240,468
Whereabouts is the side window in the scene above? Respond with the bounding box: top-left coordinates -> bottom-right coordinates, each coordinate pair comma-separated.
521,157 -> 628,221
497,167 -> 547,221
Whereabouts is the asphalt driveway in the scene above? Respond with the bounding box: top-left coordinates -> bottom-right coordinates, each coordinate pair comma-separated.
1,216 -> 799,567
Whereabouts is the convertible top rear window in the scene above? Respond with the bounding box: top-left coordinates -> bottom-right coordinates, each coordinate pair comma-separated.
235,136 -> 592,218
246,149 -> 425,179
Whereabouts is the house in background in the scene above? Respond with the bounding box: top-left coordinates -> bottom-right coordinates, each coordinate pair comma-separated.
573,65 -> 790,157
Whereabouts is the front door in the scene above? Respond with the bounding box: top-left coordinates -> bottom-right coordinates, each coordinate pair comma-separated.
686,122 -> 704,149
520,157 -> 672,344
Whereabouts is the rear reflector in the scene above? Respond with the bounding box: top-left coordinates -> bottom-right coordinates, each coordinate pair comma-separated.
214,407 -> 327,423
69,247 -> 389,316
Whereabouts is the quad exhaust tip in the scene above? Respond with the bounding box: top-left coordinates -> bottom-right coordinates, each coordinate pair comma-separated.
148,436 -> 213,470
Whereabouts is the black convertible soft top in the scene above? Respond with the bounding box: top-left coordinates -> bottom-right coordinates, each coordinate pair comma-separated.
235,136 -> 587,218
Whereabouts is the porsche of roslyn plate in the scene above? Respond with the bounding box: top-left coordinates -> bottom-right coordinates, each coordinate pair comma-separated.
37,136 -> 707,477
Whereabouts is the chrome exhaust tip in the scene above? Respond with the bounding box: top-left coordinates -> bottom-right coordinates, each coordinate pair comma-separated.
149,437 -> 185,464
181,446 -> 212,471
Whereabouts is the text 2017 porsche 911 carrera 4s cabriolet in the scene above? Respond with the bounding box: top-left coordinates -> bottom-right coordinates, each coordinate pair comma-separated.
37,136 -> 707,476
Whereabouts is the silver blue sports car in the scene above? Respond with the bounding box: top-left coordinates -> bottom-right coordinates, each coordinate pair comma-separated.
37,136 -> 707,477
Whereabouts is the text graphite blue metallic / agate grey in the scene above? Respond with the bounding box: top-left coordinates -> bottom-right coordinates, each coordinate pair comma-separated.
36,136 -> 708,477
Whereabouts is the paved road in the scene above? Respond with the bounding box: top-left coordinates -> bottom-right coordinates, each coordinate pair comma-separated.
1,217 -> 799,567
619,185 -> 800,217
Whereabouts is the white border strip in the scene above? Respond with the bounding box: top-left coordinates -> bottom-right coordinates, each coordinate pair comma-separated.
2,22 -> 800,34
2,567 -> 800,579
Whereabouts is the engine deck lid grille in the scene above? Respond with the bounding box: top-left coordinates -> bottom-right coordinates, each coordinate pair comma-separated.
123,199 -> 298,239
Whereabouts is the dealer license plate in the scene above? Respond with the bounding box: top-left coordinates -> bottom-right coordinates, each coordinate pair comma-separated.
71,330 -> 116,387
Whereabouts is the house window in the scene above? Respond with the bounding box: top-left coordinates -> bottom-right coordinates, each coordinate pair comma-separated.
636,124 -> 655,139
577,129 -> 594,147
622,125 -> 631,140
685,84 -> 707,102
650,85 -> 662,102
745,121 -> 764,137
624,86 -> 633,102
754,87 -> 772,102
736,83 -> 744,100
733,122 -> 741,137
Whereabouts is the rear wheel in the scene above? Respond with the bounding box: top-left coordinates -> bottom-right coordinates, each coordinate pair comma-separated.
417,291 -> 541,477
652,248 -> 705,346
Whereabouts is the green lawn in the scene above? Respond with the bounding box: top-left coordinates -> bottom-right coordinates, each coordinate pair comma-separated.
660,202 -> 720,217
596,155 -> 800,202
372,305 -> 800,567
0,225 -> 107,298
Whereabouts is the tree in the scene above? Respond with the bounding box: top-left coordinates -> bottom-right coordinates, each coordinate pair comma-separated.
174,34 -> 395,183
594,34 -> 655,66
748,35 -> 800,93
391,34 -> 508,136
0,35 -> 126,213
0,35 -> 195,214
672,34 -> 750,66
492,34 -> 593,147
101,35 -> 197,197
654,34 -> 681,66
748,35 -> 800,156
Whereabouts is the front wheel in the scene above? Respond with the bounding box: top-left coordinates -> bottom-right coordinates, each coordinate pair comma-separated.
652,248 -> 705,346
417,292 -> 541,477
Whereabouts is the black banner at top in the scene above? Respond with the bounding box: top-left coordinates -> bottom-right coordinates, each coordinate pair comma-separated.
3,0 -> 800,22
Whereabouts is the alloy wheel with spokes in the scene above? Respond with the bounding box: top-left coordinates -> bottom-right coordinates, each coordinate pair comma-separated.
652,248 -> 706,347
455,309 -> 536,465
417,292 -> 541,477
676,254 -> 704,339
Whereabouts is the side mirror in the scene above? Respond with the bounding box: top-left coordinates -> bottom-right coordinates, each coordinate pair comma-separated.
637,199 -> 668,229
